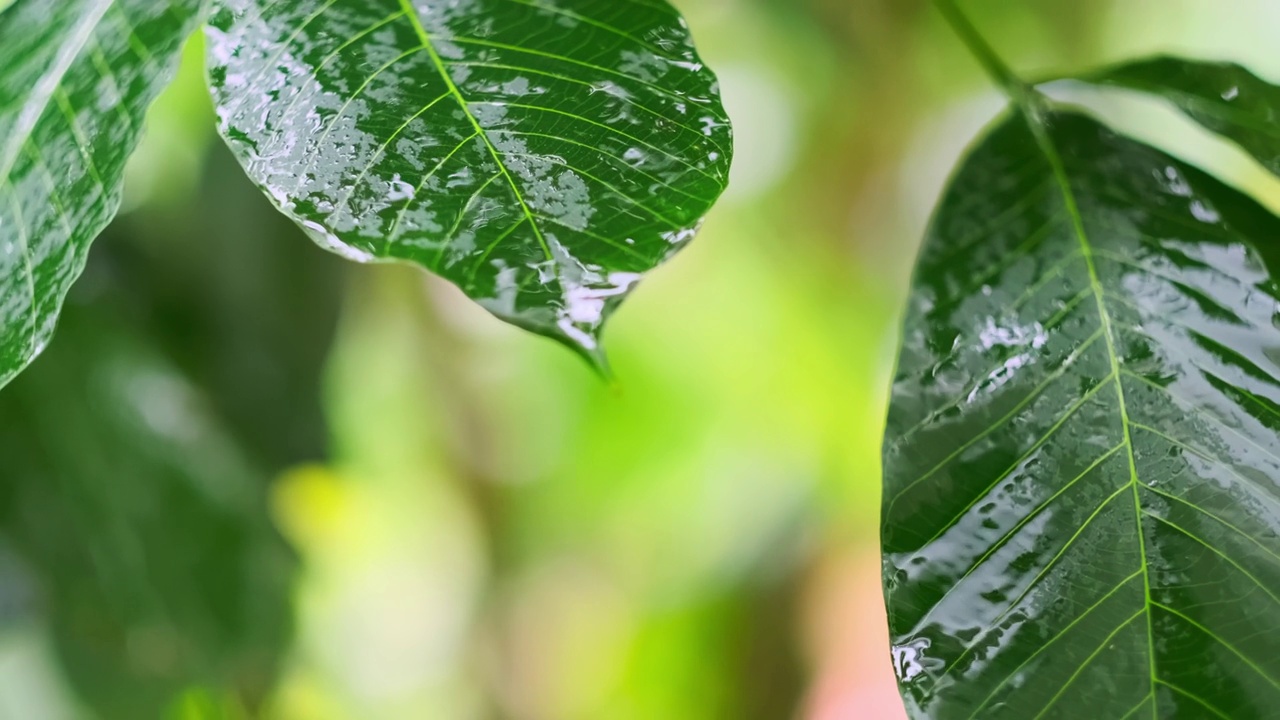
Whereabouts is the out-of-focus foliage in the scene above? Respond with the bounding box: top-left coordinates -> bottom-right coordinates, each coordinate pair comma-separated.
0,304 -> 294,719
3,1 -> 1280,719
0,35 -> 345,717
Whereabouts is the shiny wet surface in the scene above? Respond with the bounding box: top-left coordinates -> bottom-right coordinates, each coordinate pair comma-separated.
883,111 -> 1280,718
0,0 -> 201,389
206,0 -> 733,368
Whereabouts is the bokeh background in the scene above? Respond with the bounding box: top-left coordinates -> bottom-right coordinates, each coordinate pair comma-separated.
3,0 -> 1280,718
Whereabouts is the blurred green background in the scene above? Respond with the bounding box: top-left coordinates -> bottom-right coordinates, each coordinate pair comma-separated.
3,1 -> 1279,718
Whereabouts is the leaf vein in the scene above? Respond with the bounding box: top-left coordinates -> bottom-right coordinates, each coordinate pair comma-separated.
1141,511 -> 1280,610
1021,102 -> 1160,707
891,294 -> 1095,445
500,150 -> 679,225
495,130 -> 714,202
438,35 -> 706,111
401,2 -> 554,261
1122,370 -> 1280,467
905,443 -> 1125,633
432,170 -> 504,266
934,489 -> 1137,694
443,61 -> 729,157
385,130 -> 483,243
331,90 -> 452,234
0,0 -> 112,189
1,184 -> 37,364
1029,608 -> 1148,719
964,579 -> 1144,719
1155,679 -> 1231,720
470,100 -> 718,182
1141,483 -> 1280,565
1152,601 -> 1280,689
887,331 -> 1107,511
500,0 -> 674,59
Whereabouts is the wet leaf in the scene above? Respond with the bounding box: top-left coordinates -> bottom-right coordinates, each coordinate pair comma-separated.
1070,57 -> 1280,177
0,0 -> 203,390
883,110 -> 1280,718
205,0 -> 732,369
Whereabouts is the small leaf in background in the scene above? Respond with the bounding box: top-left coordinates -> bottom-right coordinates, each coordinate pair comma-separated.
883,110 -> 1280,718
205,0 -> 733,369
103,143 -> 348,470
1070,57 -> 1280,178
0,307 -> 295,719
0,0 -> 203,389
0,124 -> 346,720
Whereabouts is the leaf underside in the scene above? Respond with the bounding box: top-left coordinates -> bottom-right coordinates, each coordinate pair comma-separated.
0,0 -> 202,389
205,0 -> 732,368
1074,56 -> 1280,178
883,109 -> 1280,719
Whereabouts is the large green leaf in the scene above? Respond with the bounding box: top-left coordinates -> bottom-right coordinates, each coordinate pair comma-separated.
205,0 -> 732,369
883,109 -> 1280,718
0,0 -> 203,389
1068,57 -> 1280,178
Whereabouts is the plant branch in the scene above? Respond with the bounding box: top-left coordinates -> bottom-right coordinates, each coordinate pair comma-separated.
932,0 -> 1031,104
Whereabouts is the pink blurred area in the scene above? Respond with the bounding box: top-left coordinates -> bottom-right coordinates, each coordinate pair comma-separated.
802,549 -> 907,720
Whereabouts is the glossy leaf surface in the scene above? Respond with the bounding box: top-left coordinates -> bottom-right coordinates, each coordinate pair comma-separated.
883,110 -> 1280,718
206,0 -> 732,367
1072,57 -> 1280,179
0,0 -> 203,389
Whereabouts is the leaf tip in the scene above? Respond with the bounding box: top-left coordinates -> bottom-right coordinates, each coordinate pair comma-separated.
573,341 -> 616,386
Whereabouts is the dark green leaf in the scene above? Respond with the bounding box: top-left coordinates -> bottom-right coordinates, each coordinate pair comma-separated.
883,109 -> 1280,718
0,140 -> 344,718
1069,56 -> 1280,178
205,0 -> 732,369
0,306 -> 295,718
102,143 -> 347,469
0,0 -> 203,389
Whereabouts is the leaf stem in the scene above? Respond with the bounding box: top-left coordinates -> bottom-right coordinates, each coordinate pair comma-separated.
931,0 -> 1032,105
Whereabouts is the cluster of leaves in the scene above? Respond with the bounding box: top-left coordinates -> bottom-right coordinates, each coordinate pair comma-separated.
883,1 -> 1280,717
9,0 -> 1280,716
0,0 -> 729,715
0,0 -> 733,390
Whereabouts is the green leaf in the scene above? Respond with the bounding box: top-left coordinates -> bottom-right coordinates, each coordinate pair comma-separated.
105,143 -> 347,469
1068,56 -> 1280,178
0,306 -> 294,719
205,0 -> 732,369
883,109 -> 1280,718
0,141 -> 341,719
0,0 -> 204,390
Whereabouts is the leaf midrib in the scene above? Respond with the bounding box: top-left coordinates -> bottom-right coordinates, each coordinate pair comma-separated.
1020,102 -> 1161,718
397,0 -> 553,262
0,0 -> 113,382
0,0 -> 112,183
